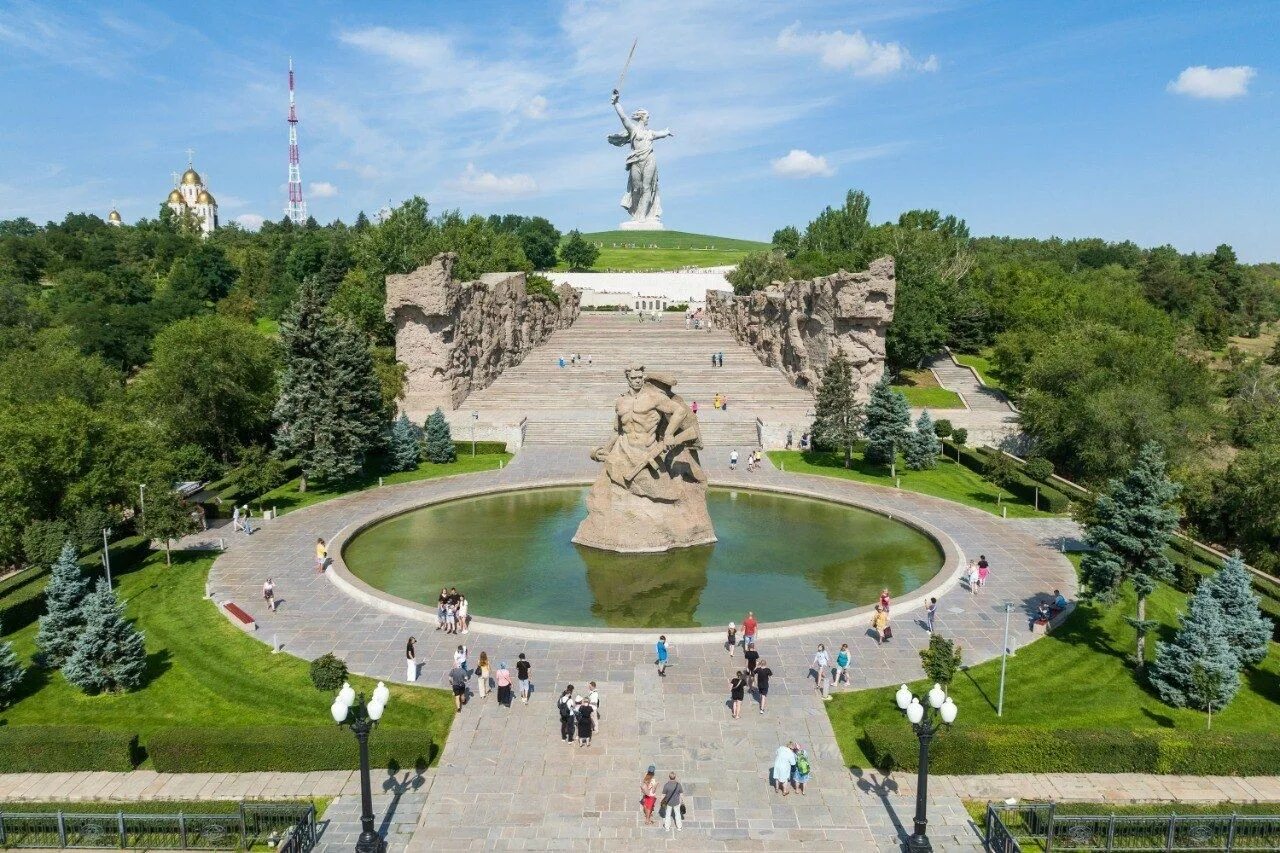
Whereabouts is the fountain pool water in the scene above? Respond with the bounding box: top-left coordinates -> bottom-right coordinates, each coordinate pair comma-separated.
342,486 -> 944,629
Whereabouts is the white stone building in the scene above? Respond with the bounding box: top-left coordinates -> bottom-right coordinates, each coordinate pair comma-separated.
165,164 -> 219,236
547,269 -> 730,312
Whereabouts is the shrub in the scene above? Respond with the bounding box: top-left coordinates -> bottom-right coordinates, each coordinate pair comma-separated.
0,566 -> 52,632
309,653 -> 348,691
1173,559 -> 1201,594
918,634 -> 962,688
524,273 -> 560,305
0,726 -> 137,772
952,427 -> 968,446
21,520 -> 70,570
933,419 -> 953,439
147,726 -> 438,773
469,441 -> 507,454
1024,457 -> 1055,482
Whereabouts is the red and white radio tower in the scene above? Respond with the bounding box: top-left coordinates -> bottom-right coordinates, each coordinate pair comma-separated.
285,58 -> 307,225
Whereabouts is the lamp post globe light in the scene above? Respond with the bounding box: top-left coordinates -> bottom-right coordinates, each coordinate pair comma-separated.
894,683 -> 958,853
332,680 -> 391,853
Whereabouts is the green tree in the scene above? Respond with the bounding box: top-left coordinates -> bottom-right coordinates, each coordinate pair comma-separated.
0,619 -> 23,708
515,216 -> 561,269
863,376 -> 911,473
1024,456 -> 1054,482
143,483 -> 198,566
20,519 -> 71,569
137,315 -> 277,462
273,279 -> 386,491
34,542 -> 90,668
226,446 -> 289,509
62,578 -> 148,694
725,251 -> 793,295
156,242 -> 238,317
1200,551 -> 1273,668
388,413 -> 422,472
919,633 -> 963,689
904,410 -> 941,470
423,407 -> 456,463
810,352 -> 864,467
985,449 -> 1018,502
771,225 -> 800,258
1266,338 -> 1280,367
1080,443 -> 1181,669
559,229 -> 599,271
353,196 -> 432,277
1148,583 -> 1240,715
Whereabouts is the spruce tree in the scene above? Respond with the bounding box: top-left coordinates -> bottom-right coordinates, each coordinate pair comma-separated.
0,619 -> 24,708
62,578 -> 148,694
388,413 -> 422,472
1148,582 -> 1240,713
274,278 -> 386,491
34,542 -> 90,668
1080,443 -> 1181,670
904,410 -> 941,470
1201,550 -> 1273,668
863,376 -> 911,472
810,352 -> 864,467
423,408 -> 457,463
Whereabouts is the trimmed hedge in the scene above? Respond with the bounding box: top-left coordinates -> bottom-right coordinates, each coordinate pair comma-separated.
0,567 -> 51,631
463,441 -> 507,454
148,726 -> 439,773
863,724 -> 1280,775
940,442 -> 1073,513
0,727 -> 138,772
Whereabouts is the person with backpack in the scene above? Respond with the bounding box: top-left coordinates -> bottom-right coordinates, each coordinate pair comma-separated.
557,685 -> 576,743
792,745 -> 812,795
772,743 -> 797,795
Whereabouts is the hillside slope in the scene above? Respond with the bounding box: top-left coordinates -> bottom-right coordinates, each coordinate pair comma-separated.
556,230 -> 767,271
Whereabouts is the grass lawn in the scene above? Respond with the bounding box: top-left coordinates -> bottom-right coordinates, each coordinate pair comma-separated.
828,555 -> 1280,768
0,551 -> 454,766
768,449 -> 1055,519
952,350 -> 1009,396
555,229 -> 768,272
892,368 -> 965,409
255,453 -> 510,515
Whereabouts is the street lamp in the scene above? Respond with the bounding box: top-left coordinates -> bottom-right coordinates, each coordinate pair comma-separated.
332,680 -> 390,853
138,483 -> 147,537
894,683 -> 959,853
471,410 -> 478,457
101,527 -> 113,588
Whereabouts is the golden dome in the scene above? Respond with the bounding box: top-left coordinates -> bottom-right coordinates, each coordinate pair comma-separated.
196,189 -> 216,205
181,168 -> 202,186
108,209 -> 122,222
167,188 -> 185,204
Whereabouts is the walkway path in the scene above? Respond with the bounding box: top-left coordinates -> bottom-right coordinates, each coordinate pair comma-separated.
200,446 -> 1075,850
924,353 -> 1021,448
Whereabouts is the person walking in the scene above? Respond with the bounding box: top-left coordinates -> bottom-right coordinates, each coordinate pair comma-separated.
261,578 -> 277,612
966,560 -> 980,594
718,351 -> 724,367
977,558 -> 991,590
495,661 -> 513,707
772,743 -> 797,795
655,635 -> 669,677
925,597 -> 938,634
232,504 -> 242,533
660,772 -> 684,833
314,538 -> 327,572
458,595 -> 469,634
711,352 -> 717,368
405,636 -> 417,682
475,651 -> 490,699
454,644 -> 468,676
729,670 -> 747,719
792,744 -> 812,795
743,643 -> 760,681
879,588 -> 892,613
640,766 -> 659,825
834,643 -> 850,686
587,681 -> 601,731
691,400 -> 699,415
872,604 -> 891,644
516,653 -> 532,703
754,658 -> 773,714
743,611 -> 758,649
786,428 -> 794,450
575,696 -> 595,747
726,621 -> 737,656
558,685 -> 576,743
448,663 -> 468,713
812,643 -> 830,698
241,506 -> 253,535
729,449 -> 738,470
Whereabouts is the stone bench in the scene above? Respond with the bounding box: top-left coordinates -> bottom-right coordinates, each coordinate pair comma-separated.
221,601 -> 257,632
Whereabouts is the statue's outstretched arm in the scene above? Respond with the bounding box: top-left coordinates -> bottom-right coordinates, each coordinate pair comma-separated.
653,128 -> 675,139
611,95 -> 635,132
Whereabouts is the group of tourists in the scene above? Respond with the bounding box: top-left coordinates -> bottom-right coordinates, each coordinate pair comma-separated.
709,351 -> 724,367
784,429 -> 811,451
557,353 -> 593,368
771,742 -> 813,796
556,682 -> 602,746
411,643 -> 533,713
435,587 -> 470,634
640,767 -> 686,832
965,554 -> 992,593
684,308 -> 708,330
231,504 -> 254,534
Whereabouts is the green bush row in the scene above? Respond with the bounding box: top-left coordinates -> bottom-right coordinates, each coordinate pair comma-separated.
148,726 -> 439,773
863,724 -> 1280,775
463,441 -> 507,455
940,442 -> 1073,513
0,727 -> 138,772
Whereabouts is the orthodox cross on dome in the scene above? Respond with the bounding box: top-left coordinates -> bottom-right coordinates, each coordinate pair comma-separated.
171,171 -> 180,186
186,147 -> 196,166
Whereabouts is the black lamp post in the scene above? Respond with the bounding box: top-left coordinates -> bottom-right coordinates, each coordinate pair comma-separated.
332,680 -> 390,853
894,683 -> 958,853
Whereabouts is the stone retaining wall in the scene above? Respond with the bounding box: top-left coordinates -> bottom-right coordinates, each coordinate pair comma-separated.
385,253 -> 581,418
705,256 -> 894,400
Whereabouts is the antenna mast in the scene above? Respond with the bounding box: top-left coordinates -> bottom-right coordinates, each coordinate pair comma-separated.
285,58 -> 307,225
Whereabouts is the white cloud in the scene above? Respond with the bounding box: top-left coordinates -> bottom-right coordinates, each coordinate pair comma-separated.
772,149 -> 834,178
336,161 -> 382,180
1167,65 -> 1256,100
309,181 -> 339,198
234,213 -> 265,231
777,22 -> 937,77
524,95 -> 549,119
449,164 -> 538,197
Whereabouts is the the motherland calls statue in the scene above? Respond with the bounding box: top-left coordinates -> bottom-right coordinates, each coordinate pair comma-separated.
573,365 -> 716,552
608,91 -> 673,230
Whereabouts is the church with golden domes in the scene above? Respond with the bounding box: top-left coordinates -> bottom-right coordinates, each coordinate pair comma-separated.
165,160 -> 219,237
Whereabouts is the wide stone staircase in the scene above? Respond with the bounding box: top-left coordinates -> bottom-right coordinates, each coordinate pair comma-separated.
464,313 -> 814,448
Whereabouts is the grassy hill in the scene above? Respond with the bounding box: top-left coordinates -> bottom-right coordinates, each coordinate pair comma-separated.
556,230 -> 767,272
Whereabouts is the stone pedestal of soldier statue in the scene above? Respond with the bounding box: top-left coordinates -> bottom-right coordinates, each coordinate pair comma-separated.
573,366 -> 716,552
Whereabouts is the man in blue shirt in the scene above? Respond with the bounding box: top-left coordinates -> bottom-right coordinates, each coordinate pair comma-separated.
656,635 -> 669,677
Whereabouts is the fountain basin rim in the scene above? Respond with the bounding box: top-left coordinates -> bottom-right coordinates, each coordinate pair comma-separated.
327,478 -> 965,644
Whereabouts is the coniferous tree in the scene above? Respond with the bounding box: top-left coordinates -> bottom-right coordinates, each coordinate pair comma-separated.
388,413 -> 422,472
423,408 -> 457,463
1080,443 -> 1181,669
904,410 -> 941,470
0,619 -> 24,708
274,278 -> 386,491
62,578 -> 148,694
34,542 -> 90,668
1148,582 -> 1240,713
810,352 -> 864,467
1201,550 -> 1273,668
863,376 -> 911,472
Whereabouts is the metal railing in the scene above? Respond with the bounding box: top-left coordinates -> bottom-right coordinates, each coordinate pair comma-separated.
0,802 -> 316,851
985,802 -> 1280,852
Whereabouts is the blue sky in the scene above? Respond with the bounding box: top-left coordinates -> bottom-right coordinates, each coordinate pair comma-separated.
0,0 -> 1277,260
